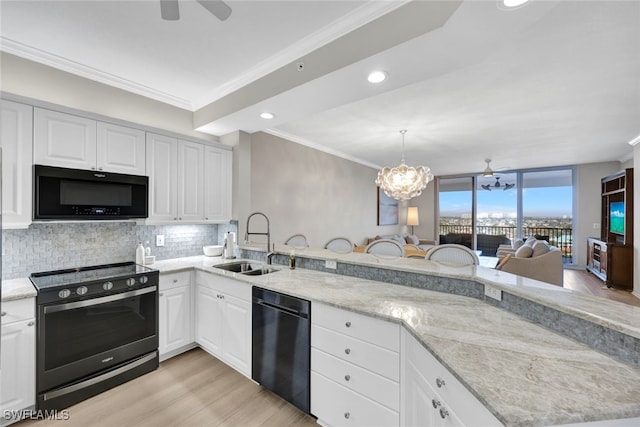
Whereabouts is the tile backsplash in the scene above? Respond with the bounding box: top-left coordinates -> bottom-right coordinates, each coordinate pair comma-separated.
2,221 -> 237,279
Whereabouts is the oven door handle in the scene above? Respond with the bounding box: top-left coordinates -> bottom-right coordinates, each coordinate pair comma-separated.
43,286 -> 156,314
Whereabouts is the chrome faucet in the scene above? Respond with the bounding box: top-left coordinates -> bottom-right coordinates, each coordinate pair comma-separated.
245,212 -> 274,264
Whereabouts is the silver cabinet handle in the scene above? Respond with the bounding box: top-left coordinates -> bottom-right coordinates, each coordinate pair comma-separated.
436,377 -> 446,388
173,279 -> 178,283
98,167 -> 103,171
28,321 -> 35,326
344,412 -> 350,419
440,407 -> 449,419
1,311 -> 6,316
345,321 -> 351,328
344,348 -> 351,355
159,293 -> 164,296
344,374 -> 351,381
173,218 -> 177,220
432,399 -> 441,409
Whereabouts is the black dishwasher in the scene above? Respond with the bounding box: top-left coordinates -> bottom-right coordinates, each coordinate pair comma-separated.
252,286 -> 311,414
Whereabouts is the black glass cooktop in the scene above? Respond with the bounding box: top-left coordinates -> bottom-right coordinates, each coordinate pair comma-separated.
30,262 -> 156,290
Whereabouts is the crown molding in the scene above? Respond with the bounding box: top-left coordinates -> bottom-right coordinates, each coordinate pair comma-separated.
264,128 -> 381,170
1,37 -> 193,110
191,0 -> 411,109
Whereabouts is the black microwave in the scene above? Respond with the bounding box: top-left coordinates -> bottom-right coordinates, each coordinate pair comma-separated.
34,165 -> 148,220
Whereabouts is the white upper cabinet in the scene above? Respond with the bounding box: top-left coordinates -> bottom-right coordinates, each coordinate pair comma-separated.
96,122 -> 146,175
34,108 -> 145,174
146,132 -> 179,222
0,100 -> 33,229
34,108 -> 97,170
204,146 -> 232,222
178,140 -> 205,222
146,132 -> 232,224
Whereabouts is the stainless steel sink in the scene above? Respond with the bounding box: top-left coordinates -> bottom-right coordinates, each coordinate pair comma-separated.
213,261 -> 279,276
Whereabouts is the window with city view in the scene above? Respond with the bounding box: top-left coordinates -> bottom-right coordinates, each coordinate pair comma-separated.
438,168 -> 573,262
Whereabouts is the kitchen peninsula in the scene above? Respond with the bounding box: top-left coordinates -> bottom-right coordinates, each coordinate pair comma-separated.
148,246 -> 640,427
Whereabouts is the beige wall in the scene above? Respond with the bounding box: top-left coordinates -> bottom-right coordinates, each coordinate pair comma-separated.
247,132 -> 405,248
0,53 -> 215,141
575,162 -> 622,267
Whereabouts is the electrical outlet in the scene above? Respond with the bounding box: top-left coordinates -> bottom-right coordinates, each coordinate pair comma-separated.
156,235 -> 165,247
484,285 -> 502,301
325,260 -> 337,269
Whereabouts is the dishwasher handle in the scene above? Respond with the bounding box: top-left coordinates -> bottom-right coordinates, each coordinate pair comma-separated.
254,298 -> 309,319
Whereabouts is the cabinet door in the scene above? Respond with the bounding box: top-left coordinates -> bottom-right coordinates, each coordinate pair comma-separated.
146,133 -> 178,221
1,318 -> 36,413
203,146 -> 232,222
34,108 -> 97,170
222,294 -> 251,376
195,284 -> 223,356
97,122 -> 146,175
178,140 -> 205,222
0,100 -> 33,229
159,284 -> 192,357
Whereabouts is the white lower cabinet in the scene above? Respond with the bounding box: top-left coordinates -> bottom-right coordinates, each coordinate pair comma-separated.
401,329 -> 501,427
1,298 -> 36,425
194,271 -> 251,377
159,271 -> 194,359
311,302 -> 400,427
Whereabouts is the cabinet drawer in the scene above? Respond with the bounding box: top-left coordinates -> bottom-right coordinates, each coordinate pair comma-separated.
1,298 -> 35,324
312,324 -> 399,381
313,303 -> 399,352
311,371 -> 398,427
312,348 -> 399,411
404,331 -> 501,427
160,271 -> 191,290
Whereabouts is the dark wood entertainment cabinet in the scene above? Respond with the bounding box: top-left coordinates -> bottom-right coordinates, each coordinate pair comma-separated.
586,168 -> 633,289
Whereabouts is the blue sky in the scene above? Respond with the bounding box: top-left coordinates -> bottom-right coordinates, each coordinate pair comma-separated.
440,186 -> 573,218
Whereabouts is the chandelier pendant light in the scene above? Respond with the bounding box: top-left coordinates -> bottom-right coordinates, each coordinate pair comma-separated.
375,130 -> 433,201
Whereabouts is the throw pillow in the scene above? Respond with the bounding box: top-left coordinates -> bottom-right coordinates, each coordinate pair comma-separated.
512,239 -> 524,250
524,236 -> 537,247
392,234 -> 406,245
532,240 -> 551,257
405,234 -> 420,245
495,254 -> 512,270
515,245 -> 533,258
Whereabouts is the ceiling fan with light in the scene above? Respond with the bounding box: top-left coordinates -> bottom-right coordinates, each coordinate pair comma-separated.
160,0 -> 232,21
481,176 -> 515,191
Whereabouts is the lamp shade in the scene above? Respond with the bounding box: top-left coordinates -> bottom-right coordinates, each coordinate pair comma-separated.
407,207 -> 419,226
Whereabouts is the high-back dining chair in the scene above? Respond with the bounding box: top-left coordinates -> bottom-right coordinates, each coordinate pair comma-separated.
324,237 -> 354,254
284,234 -> 309,249
365,239 -> 405,258
425,244 -> 480,265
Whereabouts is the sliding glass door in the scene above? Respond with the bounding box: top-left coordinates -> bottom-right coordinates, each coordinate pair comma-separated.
438,168 -> 574,262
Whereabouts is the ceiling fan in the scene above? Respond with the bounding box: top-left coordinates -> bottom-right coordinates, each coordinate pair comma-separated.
481,176 -> 515,191
160,0 -> 232,21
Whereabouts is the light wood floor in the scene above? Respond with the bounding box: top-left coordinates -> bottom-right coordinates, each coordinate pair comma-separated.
563,268 -> 640,307
19,349 -> 318,427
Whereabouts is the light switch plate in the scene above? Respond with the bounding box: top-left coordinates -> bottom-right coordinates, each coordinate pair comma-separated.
156,235 -> 165,247
484,285 -> 502,301
325,260 -> 337,269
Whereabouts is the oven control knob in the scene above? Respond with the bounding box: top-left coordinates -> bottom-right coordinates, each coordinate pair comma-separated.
103,281 -> 114,291
76,286 -> 88,295
139,276 -> 148,284
126,278 -> 136,287
58,289 -> 71,299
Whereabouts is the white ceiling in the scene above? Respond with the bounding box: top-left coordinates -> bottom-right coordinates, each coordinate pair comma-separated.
1,0 -> 639,176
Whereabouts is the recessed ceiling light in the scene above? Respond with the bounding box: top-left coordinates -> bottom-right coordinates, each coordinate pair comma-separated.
260,112 -> 275,120
367,71 -> 387,84
501,0 -> 531,9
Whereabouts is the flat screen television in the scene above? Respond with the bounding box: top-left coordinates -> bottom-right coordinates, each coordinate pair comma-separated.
609,201 -> 625,234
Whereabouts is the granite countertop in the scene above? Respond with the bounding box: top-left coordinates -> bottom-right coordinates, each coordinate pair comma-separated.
1,277 -> 37,302
240,244 -> 640,340
154,255 -> 640,427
